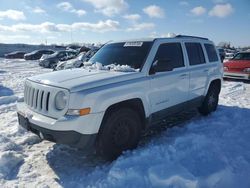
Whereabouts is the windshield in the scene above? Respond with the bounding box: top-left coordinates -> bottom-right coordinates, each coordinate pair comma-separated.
233,53 -> 250,60
89,42 -> 152,70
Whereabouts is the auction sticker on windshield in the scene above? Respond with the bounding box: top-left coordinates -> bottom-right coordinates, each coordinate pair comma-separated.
124,41 -> 143,47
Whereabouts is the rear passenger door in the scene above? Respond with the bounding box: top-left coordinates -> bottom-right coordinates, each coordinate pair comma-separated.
149,42 -> 189,115
185,42 -> 208,100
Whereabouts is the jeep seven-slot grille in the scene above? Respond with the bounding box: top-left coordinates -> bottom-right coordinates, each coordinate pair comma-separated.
24,84 -> 50,112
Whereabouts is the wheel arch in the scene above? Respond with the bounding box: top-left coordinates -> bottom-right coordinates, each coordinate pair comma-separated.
100,98 -> 147,131
205,78 -> 222,95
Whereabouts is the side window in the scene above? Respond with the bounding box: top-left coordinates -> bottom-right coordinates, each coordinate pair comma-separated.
153,43 -> 184,72
204,43 -> 219,62
67,52 -> 71,57
185,43 -> 205,66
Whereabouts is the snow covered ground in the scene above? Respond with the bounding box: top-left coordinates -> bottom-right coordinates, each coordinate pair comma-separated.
0,58 -> 250,188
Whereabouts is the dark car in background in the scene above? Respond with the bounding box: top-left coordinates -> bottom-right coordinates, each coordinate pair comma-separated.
24,49 -> 55,60
39,50 -> 78,68
55,48 -> 99,71
4,51 -> 26,59
79,46 -> 91,53
66,45 -> 81,51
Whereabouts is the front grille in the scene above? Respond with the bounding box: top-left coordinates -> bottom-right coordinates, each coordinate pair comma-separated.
228,68 -> 242,72
23,80 -> 69,119
24,84 -> 50,112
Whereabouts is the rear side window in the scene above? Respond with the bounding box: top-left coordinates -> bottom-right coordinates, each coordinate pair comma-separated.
185,43 -> 205,66
153,43 -> 184,70
204,44 -> 219,62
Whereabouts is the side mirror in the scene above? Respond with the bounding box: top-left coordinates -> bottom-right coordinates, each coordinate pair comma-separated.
149,59 -> 173,74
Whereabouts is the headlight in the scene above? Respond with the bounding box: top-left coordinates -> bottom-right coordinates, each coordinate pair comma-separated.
223,67 -> 228,71
243,68 -> 250,73
55,91 -> 67,110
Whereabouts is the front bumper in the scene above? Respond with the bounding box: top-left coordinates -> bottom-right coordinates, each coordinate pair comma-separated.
17,102 -> 104,149
17,113 -> 96,149
223,72 -> 250,80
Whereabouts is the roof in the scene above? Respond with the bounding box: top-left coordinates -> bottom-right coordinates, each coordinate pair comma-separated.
110,35 -> 210,44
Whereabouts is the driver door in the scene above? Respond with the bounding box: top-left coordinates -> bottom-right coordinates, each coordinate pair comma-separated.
149,42 -> 189,119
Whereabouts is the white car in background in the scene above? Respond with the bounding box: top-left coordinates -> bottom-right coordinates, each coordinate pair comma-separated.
224,52 -> 235,62
55,48 -> 100,71
55,52 -> 86,71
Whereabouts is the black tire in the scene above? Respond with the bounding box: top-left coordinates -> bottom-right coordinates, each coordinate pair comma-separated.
198,85 -> 219,116
96,108 -> 142,160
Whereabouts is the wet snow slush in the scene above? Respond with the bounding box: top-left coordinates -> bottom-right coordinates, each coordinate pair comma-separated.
0,58 -> 250,188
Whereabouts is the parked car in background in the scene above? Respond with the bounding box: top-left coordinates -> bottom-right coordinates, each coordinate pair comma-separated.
24,50 -> 54,60
39,50 -> 78,68
224,51 -> 250,80
224,52 -> 235,62
66,45 -> 81,51
55,48 -> 99,71
79,46 -> 91,53
55,52 -> 86,71
4,51 -> 26,59
217,48 -> 225,62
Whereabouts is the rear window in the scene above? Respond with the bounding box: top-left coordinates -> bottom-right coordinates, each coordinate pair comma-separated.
204,44 -> 219,62
185,43 -> 206,66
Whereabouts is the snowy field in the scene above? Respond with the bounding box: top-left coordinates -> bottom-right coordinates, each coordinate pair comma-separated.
0,58 -> 250,188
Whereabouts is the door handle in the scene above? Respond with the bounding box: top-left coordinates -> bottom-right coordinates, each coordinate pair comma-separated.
179,74 -> 188,79
180,74 -> 188,77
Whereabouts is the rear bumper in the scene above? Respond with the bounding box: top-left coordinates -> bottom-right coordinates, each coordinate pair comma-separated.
223,72 -> 250,80
17,112 -> 97,149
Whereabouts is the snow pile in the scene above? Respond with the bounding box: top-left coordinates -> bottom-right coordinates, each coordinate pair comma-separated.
83,62 -> 139,72
0,96 -> 19,106
0,58 -> 250,187
0,151 -> 24,179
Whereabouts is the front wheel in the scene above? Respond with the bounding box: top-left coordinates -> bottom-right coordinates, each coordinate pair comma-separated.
198,85 -> 219,116
96,108 -> 142,160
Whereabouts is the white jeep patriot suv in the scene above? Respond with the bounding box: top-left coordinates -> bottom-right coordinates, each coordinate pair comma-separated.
17,35 -> 223,160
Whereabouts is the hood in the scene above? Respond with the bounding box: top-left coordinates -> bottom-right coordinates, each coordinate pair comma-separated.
56,58 -> 78,69
56,61 -> 67,68
65,59 -> 81,67
28,68 -> 142,92
224,60 -> 250,69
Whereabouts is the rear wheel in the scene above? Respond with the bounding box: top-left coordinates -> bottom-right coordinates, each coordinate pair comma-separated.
198,85 -> 219,116
96,108 -> 141,160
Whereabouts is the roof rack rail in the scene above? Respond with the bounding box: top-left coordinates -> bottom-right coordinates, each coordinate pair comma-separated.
175,35 -> 209,40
